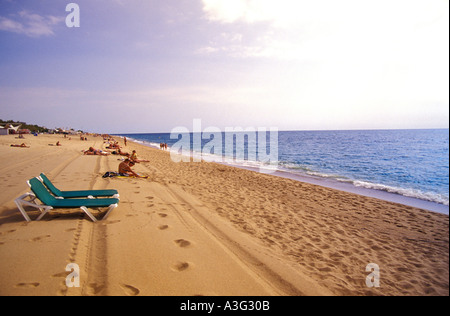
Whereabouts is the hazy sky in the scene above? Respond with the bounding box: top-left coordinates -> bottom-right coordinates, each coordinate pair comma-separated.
0,0 -> 448,133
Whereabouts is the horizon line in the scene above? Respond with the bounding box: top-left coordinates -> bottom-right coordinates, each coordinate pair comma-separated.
112,127 -> 450,135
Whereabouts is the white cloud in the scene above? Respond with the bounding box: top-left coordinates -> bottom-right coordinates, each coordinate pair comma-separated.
202,0 -> 291,24
202,0 -> 315,27
200,0 -> 449,62
0,10 -> 64,37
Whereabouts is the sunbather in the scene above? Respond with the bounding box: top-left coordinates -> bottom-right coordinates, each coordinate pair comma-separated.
106,142 -> 120,149
118,159 -> 146,178
11,143 -> 29,148
83,147 -> 109,156
130,150 -> 149,163
109,148 -> 130,157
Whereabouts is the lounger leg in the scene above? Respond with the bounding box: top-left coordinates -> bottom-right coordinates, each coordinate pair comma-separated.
14,198 -> 32,222
102,204 -> 118,221
14,193 -> 48,222
80,207 -> 98,222
35,206 -> 53,221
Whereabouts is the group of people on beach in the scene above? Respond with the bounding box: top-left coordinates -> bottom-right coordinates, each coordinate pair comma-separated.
82,135 -> 149,178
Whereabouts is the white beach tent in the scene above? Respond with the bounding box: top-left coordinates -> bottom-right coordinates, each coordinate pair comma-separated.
0,124 -> 22,135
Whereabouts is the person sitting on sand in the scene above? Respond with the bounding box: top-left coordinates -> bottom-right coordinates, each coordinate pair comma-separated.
11,143 -> 29,148
130,150 -> 149,163
118,159 -> 146,178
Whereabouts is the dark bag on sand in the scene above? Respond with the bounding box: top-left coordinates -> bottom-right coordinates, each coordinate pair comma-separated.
103,171 -> 119,178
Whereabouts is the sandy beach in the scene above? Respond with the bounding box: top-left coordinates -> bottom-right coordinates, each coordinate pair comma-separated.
0,133 -> 448,296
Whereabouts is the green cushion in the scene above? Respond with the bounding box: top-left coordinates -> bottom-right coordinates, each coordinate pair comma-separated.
40,173 -> 118,198
29,178 -> 119,208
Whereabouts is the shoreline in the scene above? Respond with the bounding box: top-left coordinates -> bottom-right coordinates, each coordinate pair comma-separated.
128,137 -> 449,215
229,164 -> 449,215
1,133 -> 448,296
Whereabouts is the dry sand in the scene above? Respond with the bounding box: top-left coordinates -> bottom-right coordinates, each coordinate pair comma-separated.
0,134 -> 448,296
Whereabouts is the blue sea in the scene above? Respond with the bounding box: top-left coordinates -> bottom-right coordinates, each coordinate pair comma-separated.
118,129 -> 449,214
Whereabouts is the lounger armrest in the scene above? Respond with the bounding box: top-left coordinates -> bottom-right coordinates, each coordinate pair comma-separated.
16,192 -> 37,202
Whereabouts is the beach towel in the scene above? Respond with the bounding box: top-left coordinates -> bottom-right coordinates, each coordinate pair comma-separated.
102,172 -> 148,179
102,171 -> 129,178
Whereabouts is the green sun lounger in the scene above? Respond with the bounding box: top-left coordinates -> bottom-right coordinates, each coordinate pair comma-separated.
39,173 -> 119,199
15,178 -> 119,222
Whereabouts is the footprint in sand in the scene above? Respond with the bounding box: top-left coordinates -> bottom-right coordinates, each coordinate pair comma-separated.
120,284 -> 140,296
15,282 -> 40,288
172,261 -> 192,272
52,271 -> 69,278
174,239 -> 192,248
0,229 -> 16,236
158,225 -> 169,230
104,220 -> 121,224
30,235 -> 51,242
158,213 -> 168,218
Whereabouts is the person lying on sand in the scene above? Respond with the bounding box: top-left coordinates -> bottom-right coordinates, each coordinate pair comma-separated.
106,141 -> 120,150
130,150 -> 150,163
118,159 -> 147,178
109,148 -> 130,157
83,147 -> 109,156
11,143 -> 29,148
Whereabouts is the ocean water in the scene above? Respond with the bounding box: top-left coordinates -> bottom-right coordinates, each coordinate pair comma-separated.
118,129 -> 449,213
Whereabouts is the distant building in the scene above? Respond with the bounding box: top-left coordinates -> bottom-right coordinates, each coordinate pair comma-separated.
0,124 -> 22,135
